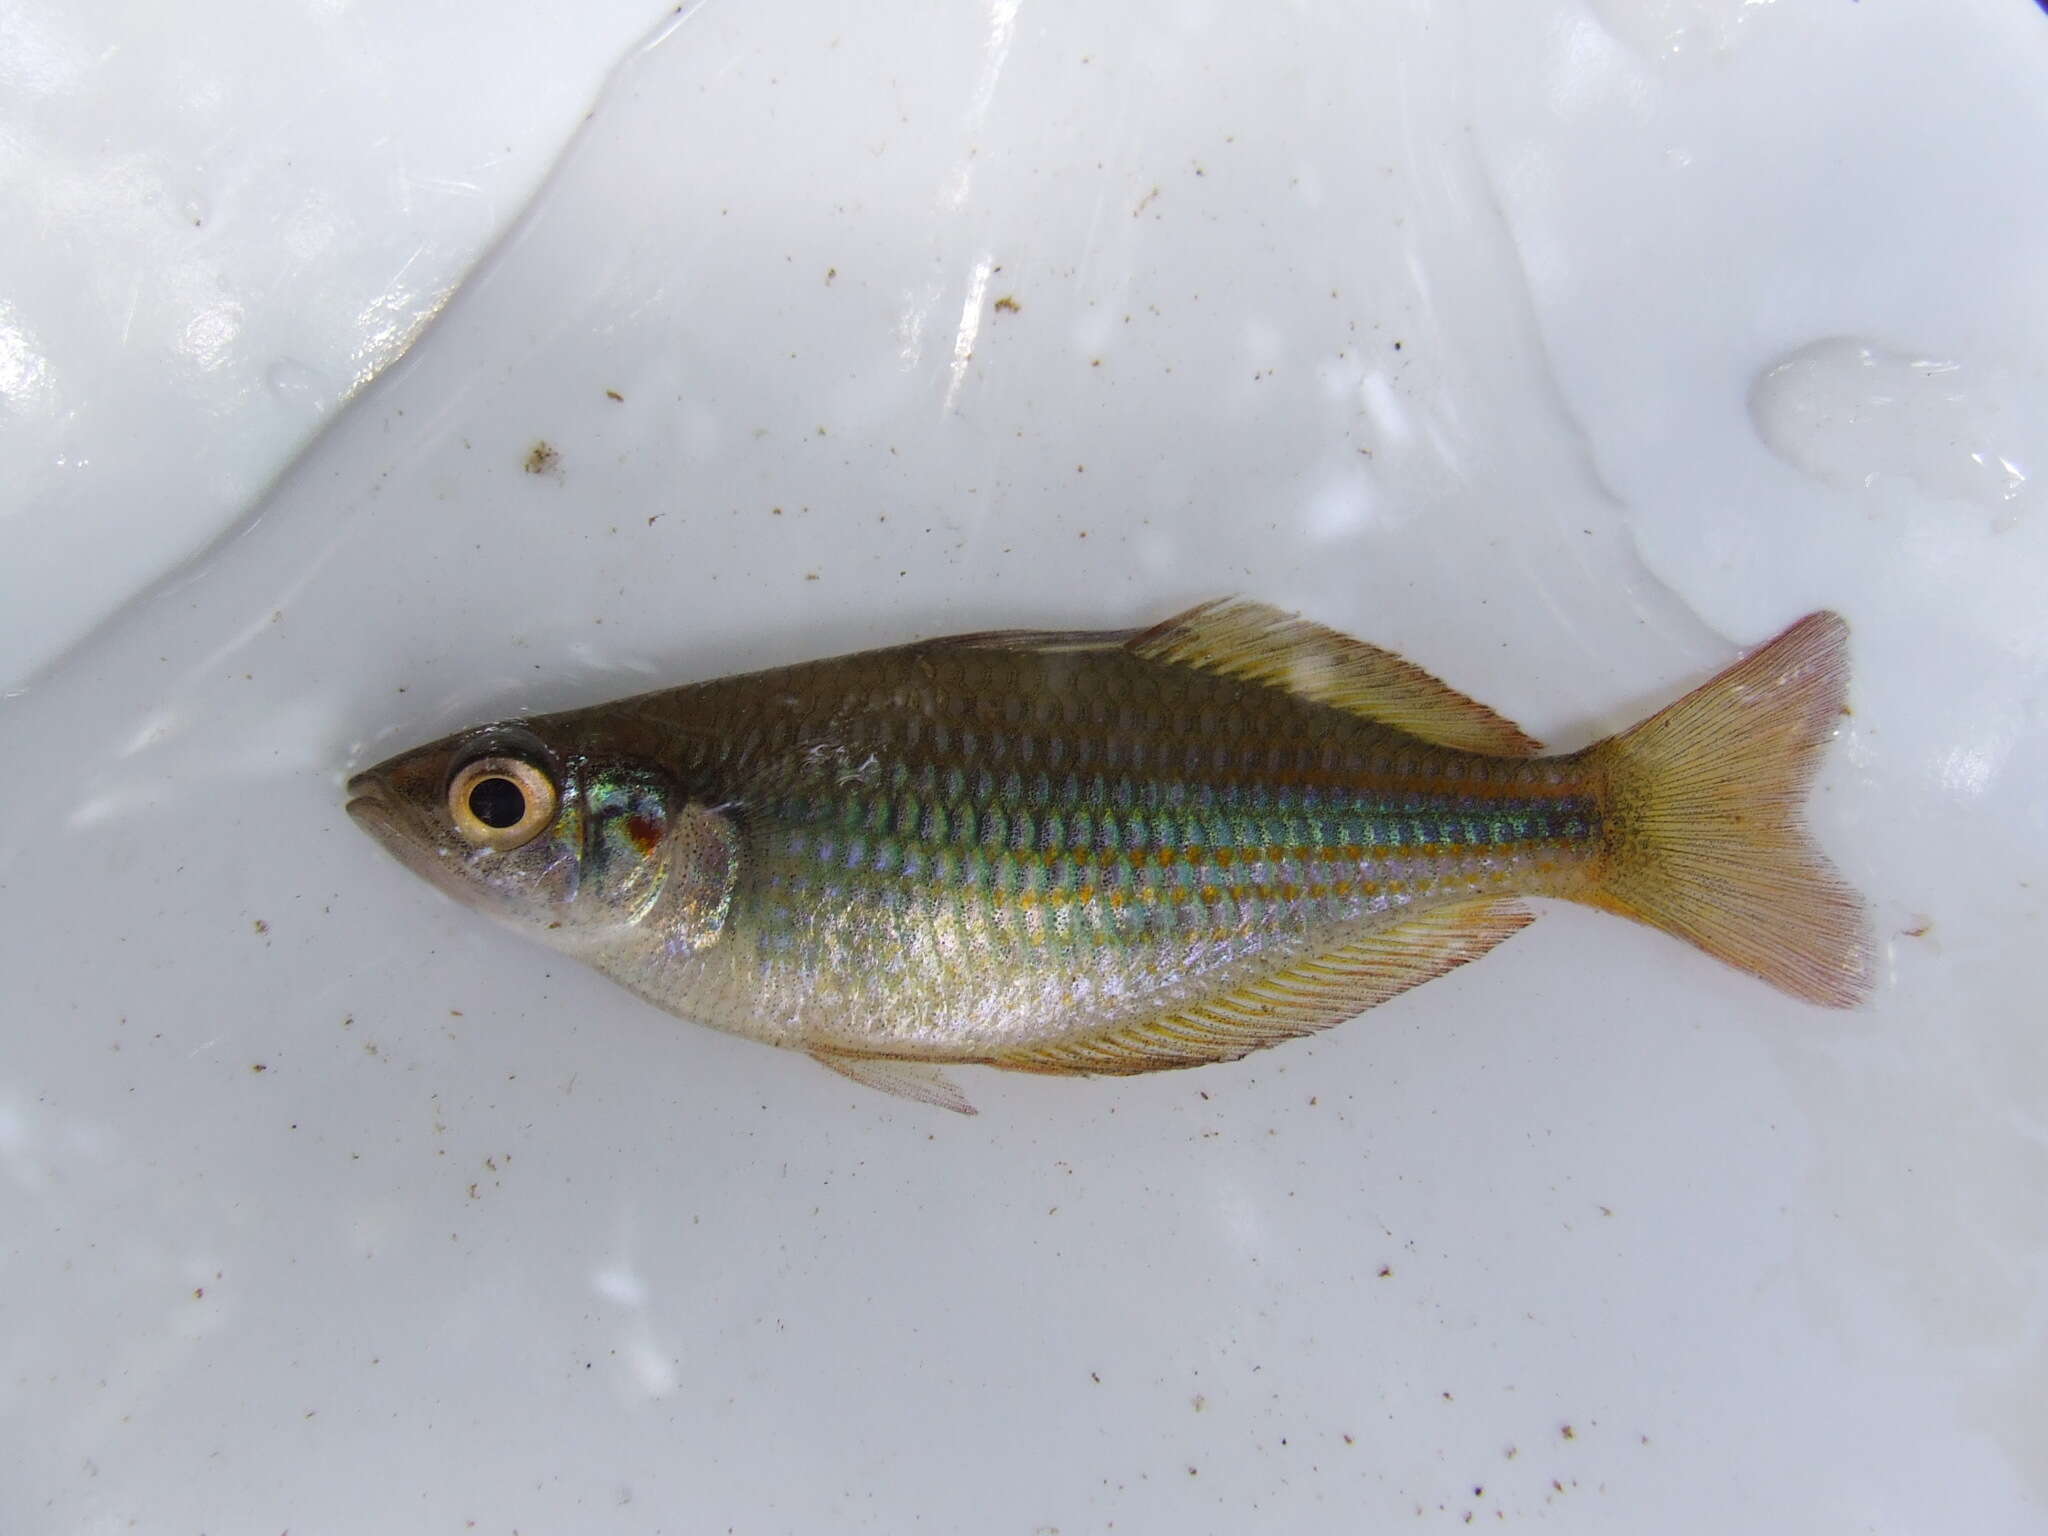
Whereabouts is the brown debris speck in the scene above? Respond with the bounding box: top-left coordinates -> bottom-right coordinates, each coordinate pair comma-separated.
605,389 -> 624,402
524,441 -> 560,475
994,295 -> 1020,314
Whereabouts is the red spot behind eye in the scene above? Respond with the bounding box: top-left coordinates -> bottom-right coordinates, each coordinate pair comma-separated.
624,813 -> 664,855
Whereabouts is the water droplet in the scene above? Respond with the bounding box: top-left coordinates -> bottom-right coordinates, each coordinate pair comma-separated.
1749,337 -> 2033,516
179,301 -> 245,372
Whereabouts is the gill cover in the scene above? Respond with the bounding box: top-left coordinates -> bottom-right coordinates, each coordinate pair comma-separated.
574,763 -> 739,951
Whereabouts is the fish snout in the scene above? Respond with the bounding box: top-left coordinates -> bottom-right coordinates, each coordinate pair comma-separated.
344,779 -> 400,844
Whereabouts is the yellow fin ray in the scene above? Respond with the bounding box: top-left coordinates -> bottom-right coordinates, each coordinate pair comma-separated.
1581,610 -> 1871,1006
988,896 -> 1535,1077
1128,599 -> 1541,756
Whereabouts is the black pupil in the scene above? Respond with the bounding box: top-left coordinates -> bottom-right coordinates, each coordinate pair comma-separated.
468,776 -> 528,829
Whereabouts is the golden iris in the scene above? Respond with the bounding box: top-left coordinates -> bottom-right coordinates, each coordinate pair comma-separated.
447,755 -> 558,850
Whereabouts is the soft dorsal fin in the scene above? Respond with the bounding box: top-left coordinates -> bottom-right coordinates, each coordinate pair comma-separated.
810,1050 -> 978,1115
1128,599 -> 1541,756
986,896 -> 1535,1077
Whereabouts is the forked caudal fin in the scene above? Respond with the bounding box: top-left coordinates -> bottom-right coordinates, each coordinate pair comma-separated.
1581,611 -> 1872,1007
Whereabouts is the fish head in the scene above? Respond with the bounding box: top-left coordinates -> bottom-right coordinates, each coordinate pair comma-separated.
345,720 -> 738,953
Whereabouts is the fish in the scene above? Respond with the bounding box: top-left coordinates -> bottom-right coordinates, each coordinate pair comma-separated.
345,601 -> 1872,1114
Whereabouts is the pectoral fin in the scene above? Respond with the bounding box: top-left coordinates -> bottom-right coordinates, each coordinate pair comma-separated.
810,1050 -> 979,1115
987,896 -> 1535,1076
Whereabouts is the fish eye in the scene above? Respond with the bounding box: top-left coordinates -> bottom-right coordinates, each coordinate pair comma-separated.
447,755 -> 559,851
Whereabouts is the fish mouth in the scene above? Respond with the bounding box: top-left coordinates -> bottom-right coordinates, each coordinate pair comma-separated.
346,774 -> 509,921
344,774 -> 397,838
344,776 -> 469,898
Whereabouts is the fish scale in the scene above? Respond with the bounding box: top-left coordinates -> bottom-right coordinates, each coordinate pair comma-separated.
348,600 -> 1871,1112
622,642 -> 1606,1062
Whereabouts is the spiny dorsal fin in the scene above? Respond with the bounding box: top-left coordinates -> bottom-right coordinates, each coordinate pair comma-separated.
1129,599 -> 1541,756
924,626 -> 1136,654
810,1050 -> 978,1115
987,896 -> 1535,1077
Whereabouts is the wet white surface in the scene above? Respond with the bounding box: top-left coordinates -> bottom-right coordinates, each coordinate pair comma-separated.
3,1 -> 2044,1532
1750,336 -> 2035,517
0,0 -> 676,687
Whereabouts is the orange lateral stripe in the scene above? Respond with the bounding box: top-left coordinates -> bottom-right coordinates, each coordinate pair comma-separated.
999,878 -> 1400,914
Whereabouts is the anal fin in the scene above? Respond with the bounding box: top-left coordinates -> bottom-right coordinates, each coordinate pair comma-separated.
990,896 -> 1535,1077
810,1050 -> 979,1115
